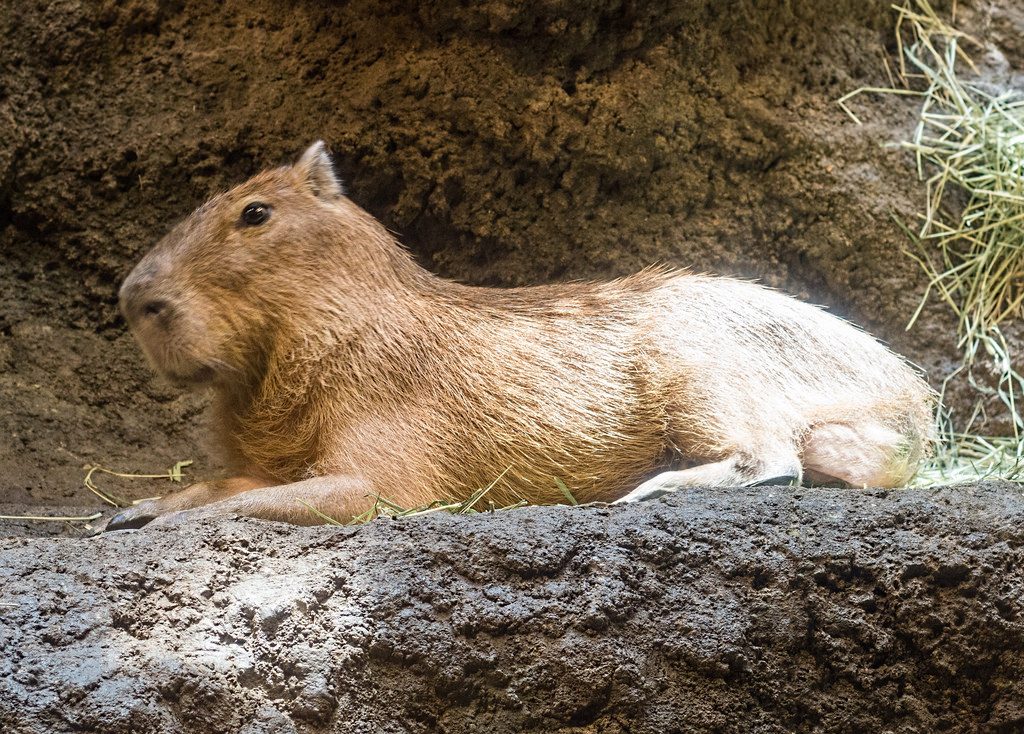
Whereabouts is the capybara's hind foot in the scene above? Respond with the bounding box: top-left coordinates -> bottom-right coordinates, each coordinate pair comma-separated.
615,451 -> 802,503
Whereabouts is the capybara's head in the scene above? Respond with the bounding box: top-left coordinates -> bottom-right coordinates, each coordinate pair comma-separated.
120,141 -> 365,388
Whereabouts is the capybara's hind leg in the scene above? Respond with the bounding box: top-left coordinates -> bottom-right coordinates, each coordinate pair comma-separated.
614,449 -> 802,503
801,421 -> 922,488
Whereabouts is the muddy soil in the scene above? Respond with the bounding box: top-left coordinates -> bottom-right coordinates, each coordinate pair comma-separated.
2,484 -> 1022,733
1,0 -> 1023,522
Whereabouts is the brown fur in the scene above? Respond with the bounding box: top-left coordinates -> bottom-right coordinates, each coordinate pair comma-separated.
109,142 -> 935,528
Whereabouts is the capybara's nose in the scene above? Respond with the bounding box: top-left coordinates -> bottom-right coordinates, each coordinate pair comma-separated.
140,299 -> 168,318
119,274 -> 170,326
123,294 -> 171,325
119,280 -> 143,322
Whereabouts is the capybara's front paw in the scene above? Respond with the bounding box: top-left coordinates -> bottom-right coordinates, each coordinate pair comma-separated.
105,500 -> 165,531
145,506 -> 231,528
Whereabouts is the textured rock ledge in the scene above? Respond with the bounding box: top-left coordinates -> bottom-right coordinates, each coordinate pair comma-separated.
1,483 -> 1023,733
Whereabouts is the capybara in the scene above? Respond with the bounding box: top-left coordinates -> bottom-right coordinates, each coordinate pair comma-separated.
108,142 -> 934,529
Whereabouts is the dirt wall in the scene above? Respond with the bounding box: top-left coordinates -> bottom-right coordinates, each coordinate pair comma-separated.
3,0 -> 1023,512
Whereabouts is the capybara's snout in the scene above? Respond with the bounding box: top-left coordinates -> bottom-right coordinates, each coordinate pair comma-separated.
119,257 -> 176,330
118,252 -> 212,386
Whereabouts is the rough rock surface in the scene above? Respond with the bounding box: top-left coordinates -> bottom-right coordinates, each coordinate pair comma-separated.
2,483 -> 1023,733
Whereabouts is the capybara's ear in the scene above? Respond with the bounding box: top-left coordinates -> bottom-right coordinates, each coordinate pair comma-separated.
295,141 -> 344,200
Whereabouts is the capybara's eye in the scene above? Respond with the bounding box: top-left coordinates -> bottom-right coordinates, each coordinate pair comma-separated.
241,202 -> 271,227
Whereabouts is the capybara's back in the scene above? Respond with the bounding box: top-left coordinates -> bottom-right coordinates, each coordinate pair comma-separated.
109,142 -> 935,529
